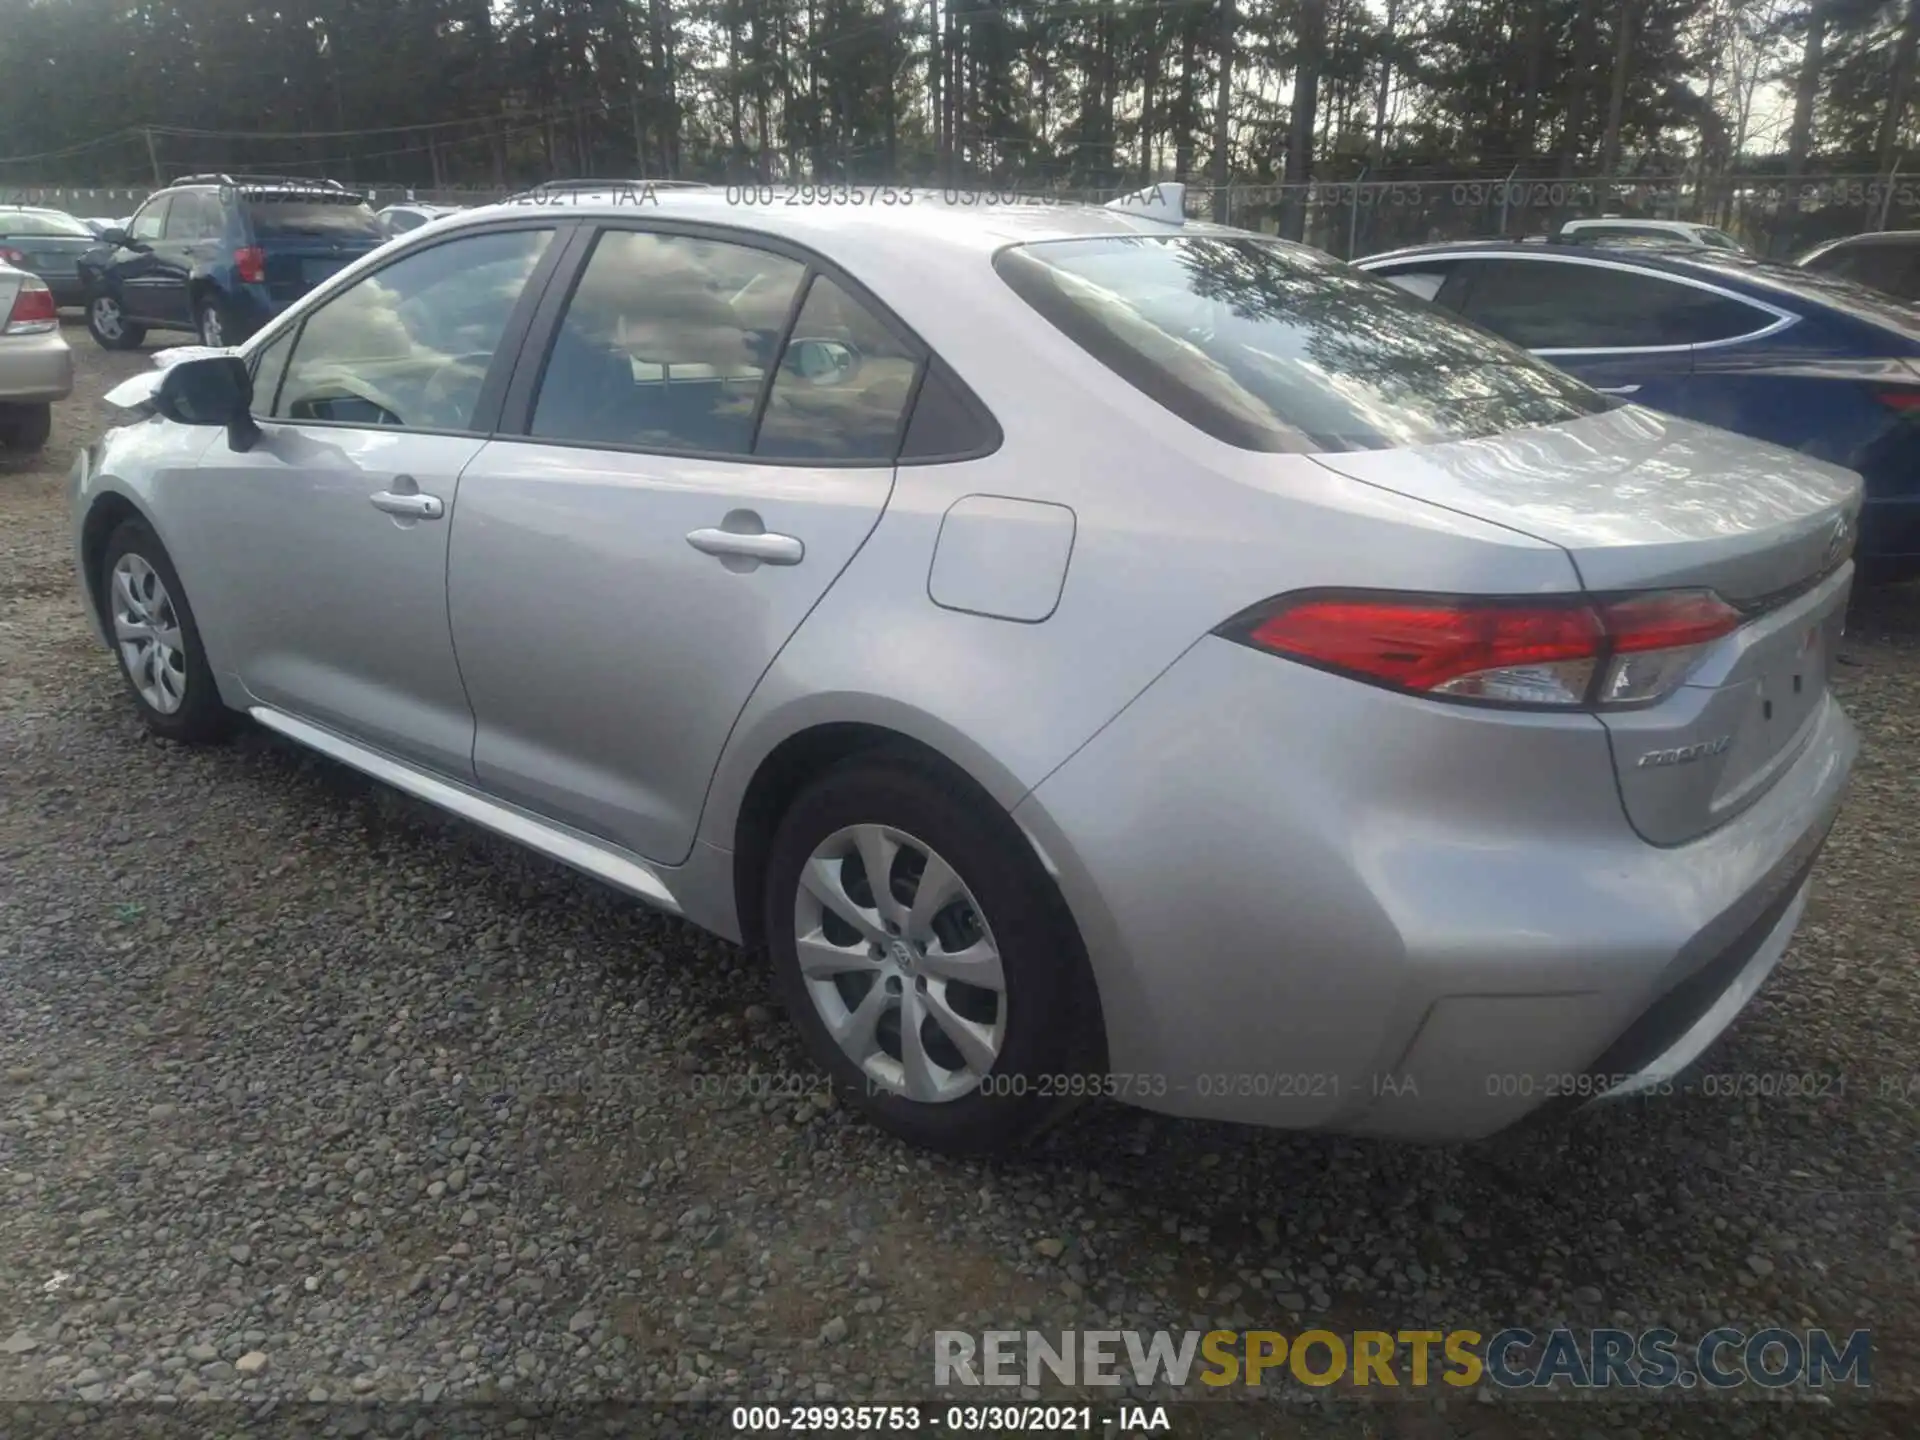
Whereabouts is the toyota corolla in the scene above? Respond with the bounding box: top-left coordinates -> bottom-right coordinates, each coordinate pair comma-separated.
70,184 -> 1859,1152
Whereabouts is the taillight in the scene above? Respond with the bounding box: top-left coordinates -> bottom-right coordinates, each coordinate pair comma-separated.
1220,589 -> 1742,709
1875,388 -> 1920,412
4,276 -> 59,334
0,246 -> 26,267
234,246 -> 267,284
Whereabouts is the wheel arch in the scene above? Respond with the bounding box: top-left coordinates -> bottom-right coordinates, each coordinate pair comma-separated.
726,715 -> 1109,1068
80,489 -> 150,634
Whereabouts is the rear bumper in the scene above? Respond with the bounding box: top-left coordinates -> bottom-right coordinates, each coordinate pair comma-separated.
0,330 -> 74,403
1014,635 -> 1858,1139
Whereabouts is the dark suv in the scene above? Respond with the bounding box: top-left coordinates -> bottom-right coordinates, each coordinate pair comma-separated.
77,175 -> 386,350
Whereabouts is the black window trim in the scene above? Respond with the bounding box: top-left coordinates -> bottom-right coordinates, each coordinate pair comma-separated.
494,215 -> 1000,468
1362,249 -> 1798,356
240,216 -> 582,440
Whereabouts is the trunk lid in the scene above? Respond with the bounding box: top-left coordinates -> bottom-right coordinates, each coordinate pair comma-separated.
1310,405 -> 1862,845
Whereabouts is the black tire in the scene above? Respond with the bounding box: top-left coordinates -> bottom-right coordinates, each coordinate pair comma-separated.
98,518 -> 233,744
87,292 -> 145,350
0,403 -> 51,452
764,752 -> 1097,1155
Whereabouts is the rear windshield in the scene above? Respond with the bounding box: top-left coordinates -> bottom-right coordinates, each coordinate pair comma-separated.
0,209 -> 94,238
995,234 -> 1612,453
245,199 -> 384,241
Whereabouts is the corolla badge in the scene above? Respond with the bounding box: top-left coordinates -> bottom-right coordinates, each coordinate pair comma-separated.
1637,735 -> 1732,768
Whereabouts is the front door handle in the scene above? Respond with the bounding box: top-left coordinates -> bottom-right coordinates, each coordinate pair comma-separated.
1596,384 -> 1642,395
686,526 -> 804,566
370,490 -> 444,520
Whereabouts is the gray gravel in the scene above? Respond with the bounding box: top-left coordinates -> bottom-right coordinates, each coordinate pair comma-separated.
1,326 -> 1916,1437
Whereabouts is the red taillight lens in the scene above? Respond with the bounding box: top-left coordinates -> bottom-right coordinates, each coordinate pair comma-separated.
4,276 -> 59,334
1225,589 -> 1742,709
234,246 -> 267,284
0,246 -> 26,267
1876,388 -> 1920,412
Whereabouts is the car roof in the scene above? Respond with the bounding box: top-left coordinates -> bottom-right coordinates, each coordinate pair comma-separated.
444,185 -> 1248,266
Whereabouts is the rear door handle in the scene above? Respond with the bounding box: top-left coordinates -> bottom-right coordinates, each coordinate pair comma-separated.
686,527 -> 804,565
370,490 -> 444,520
1596,384 -> 1642,395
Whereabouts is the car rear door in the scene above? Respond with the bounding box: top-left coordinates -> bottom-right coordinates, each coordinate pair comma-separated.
167,222 -> 567,778
446,222 -> 921,865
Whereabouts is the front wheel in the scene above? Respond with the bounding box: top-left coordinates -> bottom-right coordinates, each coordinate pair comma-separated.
0,402 -> 51,452
87,292 -> 145,350
98,519 -> 233,743
764,754 -> 1096,1154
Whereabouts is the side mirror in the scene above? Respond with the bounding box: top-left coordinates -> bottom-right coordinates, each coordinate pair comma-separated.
153,355 -> 261,452
786,337 -> 862,387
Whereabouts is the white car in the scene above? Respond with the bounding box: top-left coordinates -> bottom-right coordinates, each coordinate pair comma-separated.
0,262 -> 72,451
1556,218 -> 1747,252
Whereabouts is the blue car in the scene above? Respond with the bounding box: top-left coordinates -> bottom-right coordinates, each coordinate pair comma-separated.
1356,239 -> 1920,582
77,174 -> 386,351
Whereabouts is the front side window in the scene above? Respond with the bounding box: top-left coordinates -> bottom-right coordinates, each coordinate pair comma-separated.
1455,259 -> 1772,350
529,229 -> 807,454
273,227 -> 553,430
996,234 -> 1610,454
130,198 -> 170,243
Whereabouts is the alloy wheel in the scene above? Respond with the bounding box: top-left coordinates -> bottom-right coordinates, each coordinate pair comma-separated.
110,553 -> 187,714
199,306 -> 224,347
91,296 -> 123,340
793,823 -> 1007,1102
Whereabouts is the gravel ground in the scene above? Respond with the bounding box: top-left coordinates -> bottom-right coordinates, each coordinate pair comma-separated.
2,325 -> 1917,1438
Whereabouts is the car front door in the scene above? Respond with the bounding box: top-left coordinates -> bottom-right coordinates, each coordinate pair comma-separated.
115,195 -> 172,322
447,224 -> 923,863
163,222 -> 567,778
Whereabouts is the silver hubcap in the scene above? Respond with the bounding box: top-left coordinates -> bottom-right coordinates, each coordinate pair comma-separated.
794,824 -> 1007,1103
200,307 -> 223,346
110,554 -> 187,714
93,297 -> 122,339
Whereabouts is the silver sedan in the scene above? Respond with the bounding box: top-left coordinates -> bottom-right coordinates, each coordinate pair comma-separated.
69,185 -> 1858,1152
0,262 -> 72,452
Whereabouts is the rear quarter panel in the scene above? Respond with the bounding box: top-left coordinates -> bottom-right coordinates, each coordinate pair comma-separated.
699,256 -> 1588,883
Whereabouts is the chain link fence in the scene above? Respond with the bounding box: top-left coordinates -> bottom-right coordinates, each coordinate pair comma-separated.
6,172 -> 1916,262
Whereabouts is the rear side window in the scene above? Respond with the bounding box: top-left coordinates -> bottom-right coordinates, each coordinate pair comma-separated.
754,275 -> 921,461
163,192 -> 222,241
995,234 -> 1610,454
1454,259 -> 1772,349
529,229 -> 808,454
246,199 -> 384,242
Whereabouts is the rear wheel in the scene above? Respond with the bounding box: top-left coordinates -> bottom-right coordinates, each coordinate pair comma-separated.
764,754 -> 1096,1154
0,403 -> 51,452
99,519 -> 232,744
87,293 -> 144,350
